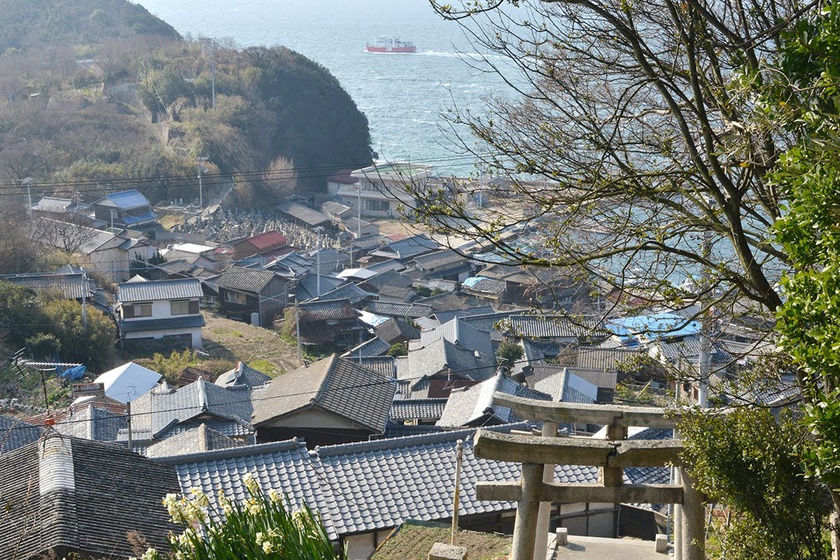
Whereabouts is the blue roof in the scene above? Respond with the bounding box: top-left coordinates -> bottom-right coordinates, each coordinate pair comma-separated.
102,189 -> 151,209
607,312 -> 700,342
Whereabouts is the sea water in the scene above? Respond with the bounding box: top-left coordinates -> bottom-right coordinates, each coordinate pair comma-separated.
134,0 -> 523,177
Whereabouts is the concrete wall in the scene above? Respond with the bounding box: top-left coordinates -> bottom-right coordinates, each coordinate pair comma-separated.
343,529 -> 392,560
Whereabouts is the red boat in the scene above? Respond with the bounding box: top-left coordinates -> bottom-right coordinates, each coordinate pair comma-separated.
365,37 -> 417,53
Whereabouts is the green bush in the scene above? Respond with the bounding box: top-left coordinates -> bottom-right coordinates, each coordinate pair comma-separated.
135,474 -> 340,559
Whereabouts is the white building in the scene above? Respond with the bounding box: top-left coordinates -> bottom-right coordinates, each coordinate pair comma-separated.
337,161 -> 435,219
116,278 -> 205,348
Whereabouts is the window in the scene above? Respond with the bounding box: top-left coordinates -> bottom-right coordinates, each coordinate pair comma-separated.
171,299 -> 199,316
365,199 -> 390,212
224,290 -> 248,305
124,302 -> 152,318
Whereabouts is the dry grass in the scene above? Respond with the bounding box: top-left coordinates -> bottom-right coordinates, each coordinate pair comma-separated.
201,311 -> 301,377
371,521 -> 511,560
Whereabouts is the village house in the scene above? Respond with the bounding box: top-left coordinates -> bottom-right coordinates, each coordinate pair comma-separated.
117,277 -> 205,350
229,230 -> 291,261
30,218 -> 143,282
337,161 -> 435,219
0,433 -> 179,559
160,422 -> 669,560
118,376 -> 257,456
252,355 -> 395,448
296,298 -> 365,351
214,266 -> 288,327
0,270 -> 108,311
91,189 -> 159,233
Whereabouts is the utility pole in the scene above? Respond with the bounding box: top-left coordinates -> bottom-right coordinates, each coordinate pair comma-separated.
197,157 -> 208,211
451,439 -> 463,545
315,227 -> 322,297
81,268 -> 88,330
292,294 -> 301,363
357,183 -> 362,240
23,177 -> 33,219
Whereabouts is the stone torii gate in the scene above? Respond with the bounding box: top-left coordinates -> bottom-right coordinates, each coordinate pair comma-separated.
473,394 -> 704,560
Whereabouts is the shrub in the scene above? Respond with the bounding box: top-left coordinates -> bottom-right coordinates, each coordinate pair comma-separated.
135,473 -> 340,560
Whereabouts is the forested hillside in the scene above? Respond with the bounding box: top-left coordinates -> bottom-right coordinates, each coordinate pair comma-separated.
0,0 -> 179,53
0,0 -> 373,206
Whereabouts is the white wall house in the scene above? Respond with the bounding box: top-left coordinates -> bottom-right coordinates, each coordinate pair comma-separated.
117,278 -> 205,348
337,161 -> 435,219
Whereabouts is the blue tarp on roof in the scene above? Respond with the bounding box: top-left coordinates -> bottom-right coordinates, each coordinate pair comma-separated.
607,312 -> 700,342
462,276 -> 487,289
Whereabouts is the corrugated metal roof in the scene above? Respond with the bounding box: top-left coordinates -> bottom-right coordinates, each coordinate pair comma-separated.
118,278 -> 202,301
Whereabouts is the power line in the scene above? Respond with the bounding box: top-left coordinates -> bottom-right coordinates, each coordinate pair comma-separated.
0,354 -> 537,433
0,152 -> 496,198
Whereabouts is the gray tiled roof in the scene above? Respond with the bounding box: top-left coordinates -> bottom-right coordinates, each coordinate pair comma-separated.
0,272 -> 93,300
416,291 -> 471,313
252,355 -> 395,433
342,336 -> 392,358
54,404 -> 126,442
118,278 -> 202,302
569,345 -> 642,370
130,378 -> 254,438
0,415 -> 42,454
389,398 -> 448,422
526,366 -> 600,404
145,424 -> 244,458
0,434 -> 179,558
297,273 -> 344,300
165,439 -> 337,538
434,306 -> 499,325
370,234 -> 439,260
411,249 -> 469,271
277,200 -> 331,227
316,282 -> 372,304
215,362 -> 272,389
437,374 -> 550,427
298,298 -> 359,321
313,424 -> 594,536
462,276 -> 506,295
217,267 -> 278,293
352,356 -> 397,378
404,337 -> 496,382
363,300 -> 434,318
383,423 -> 449,438
361,269 -> 414,291
655,336 -> 731,364
415,316 -> 440,330
419,318 -> 495,360
121,315 -> 206,332
501,314 -> 598,339
375,317 -> 420,343
165,422 -> 669,540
